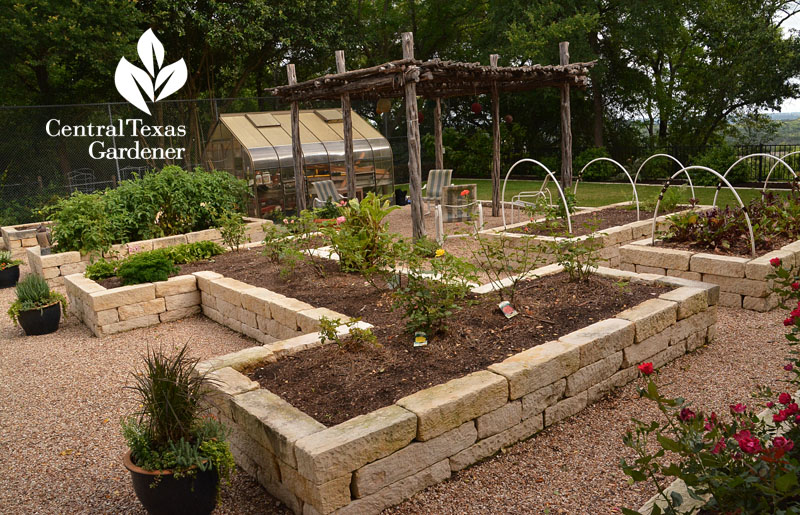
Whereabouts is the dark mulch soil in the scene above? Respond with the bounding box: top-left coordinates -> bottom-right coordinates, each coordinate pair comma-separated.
655,234 -> 796,258
509,207 -> 680,237
179,249 -> 665,425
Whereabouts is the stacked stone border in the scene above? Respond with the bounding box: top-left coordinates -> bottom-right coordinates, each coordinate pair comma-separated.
482,202 -> 711,269
64,269 -> 355,341
196,266 -> 720,515
26,217 -> 266,286
620,237 -> 800,311
1,221 -> 53,259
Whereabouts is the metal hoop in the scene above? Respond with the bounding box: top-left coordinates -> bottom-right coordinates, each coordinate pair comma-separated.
501,159 -> 572,233
712,153 -> 795,207
574,157 -> 640,220
633,154 -> 695,200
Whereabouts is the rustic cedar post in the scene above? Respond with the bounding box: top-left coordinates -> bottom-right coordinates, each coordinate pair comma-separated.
490,54 -> 501,217
287,64 -> 307,211
402,32 -> 426,239
434,98 -> 444,169
559,42 -> 573,189
335,50 -> 357,200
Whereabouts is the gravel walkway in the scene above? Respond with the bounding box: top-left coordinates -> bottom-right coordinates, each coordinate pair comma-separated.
0,263 -> 791,514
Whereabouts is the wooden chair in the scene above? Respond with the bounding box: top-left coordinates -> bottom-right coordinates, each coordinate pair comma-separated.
421,169 -> 453,213
311,180 -> 346,208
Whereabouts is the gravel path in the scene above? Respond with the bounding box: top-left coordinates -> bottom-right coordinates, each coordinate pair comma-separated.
0,263 -> 791,514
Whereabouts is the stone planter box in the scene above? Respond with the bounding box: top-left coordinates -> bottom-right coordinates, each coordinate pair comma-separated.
482,203 -> 709,269
27,217 -> 266,286
619,238 -> 800,311
64,270 -> 354,341
197,266 -> 720,515
1,221 -> 54,259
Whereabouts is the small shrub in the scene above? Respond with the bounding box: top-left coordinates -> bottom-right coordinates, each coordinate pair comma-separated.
574,146 -> 617,181
7,274 -> 67,324
691,143 -> 748,185
391,246 -> 477,336
262,213 -> 325,279
467,232 -> 547,303
85,259 -> 118,280
219,211 -> 249,251
47,192 -> 115,255
116,250 -> 179,285
550,220 -> 603,282
318,315 -> 379,351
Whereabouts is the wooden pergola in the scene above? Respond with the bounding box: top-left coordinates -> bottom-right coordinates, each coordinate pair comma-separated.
269,32 -> 594,239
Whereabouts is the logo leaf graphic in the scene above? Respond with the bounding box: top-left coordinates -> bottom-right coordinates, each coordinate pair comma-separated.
154,59 -> 188,101
137,28 -> 164,77
115,57 -> 154,115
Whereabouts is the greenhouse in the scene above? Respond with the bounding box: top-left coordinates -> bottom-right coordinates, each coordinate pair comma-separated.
202,109 -> 394,216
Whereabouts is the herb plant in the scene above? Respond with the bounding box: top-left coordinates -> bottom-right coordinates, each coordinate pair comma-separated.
116,251 -> 179,285
85,258 -> 118,280
7,274 -> 67,324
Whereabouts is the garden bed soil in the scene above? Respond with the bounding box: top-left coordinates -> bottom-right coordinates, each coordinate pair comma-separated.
177,249 -> 664,425
509,207 -> 680,237
654,234 -> 796,258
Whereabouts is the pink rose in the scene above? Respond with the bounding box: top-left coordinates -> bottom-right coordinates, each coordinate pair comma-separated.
729,403 -> 746,414
336,216 -> 346,224
773,436 -> 794,452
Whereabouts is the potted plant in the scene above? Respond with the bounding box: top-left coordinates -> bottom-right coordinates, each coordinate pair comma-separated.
0,250 -> 22,288
7,274 -> 67,335
122,344 -> 235,515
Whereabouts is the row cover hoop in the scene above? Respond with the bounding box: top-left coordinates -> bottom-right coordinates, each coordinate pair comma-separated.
501,158 -> 572,233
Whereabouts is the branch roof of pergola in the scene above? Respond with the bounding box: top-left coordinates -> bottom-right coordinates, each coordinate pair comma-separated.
267,58 -> 595,102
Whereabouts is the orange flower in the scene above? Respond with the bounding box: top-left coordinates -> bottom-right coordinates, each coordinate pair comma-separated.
460,189 -> 470,197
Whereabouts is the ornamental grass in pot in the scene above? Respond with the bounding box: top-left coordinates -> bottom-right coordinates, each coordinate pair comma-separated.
122,344 -> 234,515
0,250 -> 22,288
7,274 -> 66,335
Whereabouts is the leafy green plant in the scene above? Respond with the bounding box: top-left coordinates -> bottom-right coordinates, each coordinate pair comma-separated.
116,250 -> 179,285
391,245 -> 477,336
7,274 -> 67,324
638,185 -> 690,214
312,199 -> 345,220
122,344 -> 235,482
318,315 -> 378,350
219,211 -> 249,251
163,241 -> 225,265
0,250 -> 22,270
324,193 -> 400,288
85,259 -> 118,280
47,191 -> 115,255
262,212 -> 325,279
550,220 -> 603,282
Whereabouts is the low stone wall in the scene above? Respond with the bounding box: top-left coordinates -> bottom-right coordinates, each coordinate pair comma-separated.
1,221 -> 53,259
198,267 -> 720,515
64,269 -> 351,341
620,238 -> 800,311
27,217 -> 266,286
482,203 -> 707,269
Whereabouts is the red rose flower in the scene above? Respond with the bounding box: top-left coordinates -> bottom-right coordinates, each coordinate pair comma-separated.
704,412 -> 719,431
770,257 -> 782,267
711,439 -> 726,454
679,408 -> 696,422
787,403 -> 799,416
637,362 -> 654,376
780,392 -> 792,405
791,307 -> 800,318
786,364 -> 795,371
773,436 -> 795,452
460,189 -> 470,197
774,411 -> 788,423
767,401 -> 775,408
734,430 -> 762,454
795,414 -> 800,424
792,282 -> 799,291
729,403 -> 746,414
786,318 -> 795,327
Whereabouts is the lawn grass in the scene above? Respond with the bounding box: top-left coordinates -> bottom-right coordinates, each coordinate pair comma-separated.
402,178 -> 779,210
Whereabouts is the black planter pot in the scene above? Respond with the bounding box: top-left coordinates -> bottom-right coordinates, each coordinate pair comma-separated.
0,265 -> 20,288
124,451 -> 219,515
17,302 -> 61,336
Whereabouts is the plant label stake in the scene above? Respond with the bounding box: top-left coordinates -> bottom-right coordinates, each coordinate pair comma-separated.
498,301 -> 518,319
414,331 -> 428,347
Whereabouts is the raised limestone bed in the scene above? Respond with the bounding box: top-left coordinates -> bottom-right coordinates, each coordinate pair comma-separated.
620,238 -> 800,311
27,217 -> 266,286
64,270 -> 354,341
196,266 -> 720,515
1,221 -> 53,259
482,203 -> 710,269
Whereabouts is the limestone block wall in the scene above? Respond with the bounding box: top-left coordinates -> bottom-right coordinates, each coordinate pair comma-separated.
28,217 -> 266,286
198,268 -> 720,515
482,204 -> 708,269
620,238 -> 800,311
65,269 -> 352,342
1,221 -> 54,259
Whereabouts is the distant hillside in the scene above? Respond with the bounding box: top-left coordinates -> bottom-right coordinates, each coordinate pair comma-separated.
771,117 -> 800,144
766,112 -> 800,121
